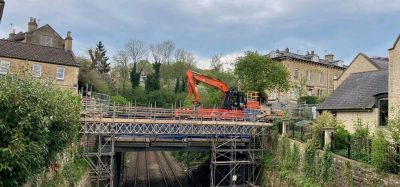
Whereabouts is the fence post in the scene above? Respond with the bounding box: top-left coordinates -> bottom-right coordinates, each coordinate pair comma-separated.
330,132 -> 334,152
301,126 -> 304,142
323,127 -> 334,150
347,135 -> 351,159
292,123 -> 295,138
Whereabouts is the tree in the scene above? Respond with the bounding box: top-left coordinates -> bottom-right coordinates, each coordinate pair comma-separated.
124,39 -> 148,64
0,76 -> 80,186
130,62 -> 141,88
113,50 -> 131,96
145,62 -> 161,92
77,56 -> 110,93
234,51 -> 291,95
210,54 -> 223,72
89,41 -> 110,74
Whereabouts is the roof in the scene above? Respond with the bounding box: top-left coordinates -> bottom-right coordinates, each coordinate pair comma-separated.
7,24 -> 63,42
371,57 -> 389,70
268,49 -> 346,69
8,32 -> 26,41
317,70 -> 388,111
0,39 -> 79,67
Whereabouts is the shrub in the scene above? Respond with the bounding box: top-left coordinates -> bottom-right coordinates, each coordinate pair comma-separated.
371,130 -> 392,171
299,96 -> 319,104
0,76 -> 81,186
110,95 -> 129,106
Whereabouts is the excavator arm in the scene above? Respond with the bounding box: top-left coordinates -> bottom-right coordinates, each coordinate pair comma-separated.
186,69 -> 229,106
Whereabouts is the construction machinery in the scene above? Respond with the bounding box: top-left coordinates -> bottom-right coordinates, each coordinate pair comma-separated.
177,69 -> 265,120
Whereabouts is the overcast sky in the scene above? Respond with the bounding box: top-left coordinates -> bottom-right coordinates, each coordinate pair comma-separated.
1,0 -> 400,68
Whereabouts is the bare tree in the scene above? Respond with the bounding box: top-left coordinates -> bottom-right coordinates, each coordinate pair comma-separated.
113,50 -> 130,92
210,54 -> 223,71
149,41 -> 175,64
124,39 -> 148,64
174,48 -> 196,66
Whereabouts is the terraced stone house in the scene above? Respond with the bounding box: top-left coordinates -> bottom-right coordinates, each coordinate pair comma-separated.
267,49 -> 346,103
0,17 -> 79,90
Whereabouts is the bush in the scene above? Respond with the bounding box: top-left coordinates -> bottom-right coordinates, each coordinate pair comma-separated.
0,76 -> 81,186
299,96 -> 319,104
110,95 -> 129,106
371,130 -> 392,171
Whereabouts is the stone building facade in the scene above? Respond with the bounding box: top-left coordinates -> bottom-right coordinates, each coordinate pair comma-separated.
317,35 -> 400,134
268,49 -> 346,103
0,17 -> 79,90
336,53 -> 388,88
389,35 -> 400,118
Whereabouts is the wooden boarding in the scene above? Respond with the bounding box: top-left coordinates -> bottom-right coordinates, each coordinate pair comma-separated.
81,117 -> 272,127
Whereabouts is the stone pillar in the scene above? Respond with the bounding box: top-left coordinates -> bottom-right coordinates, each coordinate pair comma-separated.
282,120 -> 290,136
323,127 -> 335,149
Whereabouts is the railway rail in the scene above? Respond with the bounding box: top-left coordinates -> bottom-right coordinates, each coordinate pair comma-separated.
126,151 -> 197,187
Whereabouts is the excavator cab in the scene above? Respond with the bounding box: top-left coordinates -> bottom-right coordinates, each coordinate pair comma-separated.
223,91 -> 247,110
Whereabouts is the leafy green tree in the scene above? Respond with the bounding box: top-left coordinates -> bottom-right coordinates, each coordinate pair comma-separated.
77,56 -> 110,93
130,62 -> 141,89
145,62 -> 161,92
89,41 -> 110,74
234,51 -> 291,95
0,76 -> 81,186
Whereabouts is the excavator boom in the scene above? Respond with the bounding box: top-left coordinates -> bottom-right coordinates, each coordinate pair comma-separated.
186,70 -> 229,106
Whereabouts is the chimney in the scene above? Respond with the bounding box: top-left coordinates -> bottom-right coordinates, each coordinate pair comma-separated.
8,28 -> 15,38
28,17 -> 38,32
64,31 -> 73,51
285,48 -> 289,52
325,54 -> 334,62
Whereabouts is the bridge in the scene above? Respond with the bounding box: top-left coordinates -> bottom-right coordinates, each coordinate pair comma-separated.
80,92 -> 275,187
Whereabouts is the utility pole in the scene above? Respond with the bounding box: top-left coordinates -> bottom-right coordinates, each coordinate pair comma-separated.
0,0 -> 5,23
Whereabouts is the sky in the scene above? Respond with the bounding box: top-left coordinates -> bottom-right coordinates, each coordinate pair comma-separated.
1,0 -> 400,68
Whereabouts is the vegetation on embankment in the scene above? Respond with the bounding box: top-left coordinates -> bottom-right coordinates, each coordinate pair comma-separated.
171,151 -> 210,170
0,75 -> 82,186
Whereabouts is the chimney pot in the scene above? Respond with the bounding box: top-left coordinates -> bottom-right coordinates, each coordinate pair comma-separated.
64,31 -> 73,51
28,17 -> 38,32
325,54 -> 334,62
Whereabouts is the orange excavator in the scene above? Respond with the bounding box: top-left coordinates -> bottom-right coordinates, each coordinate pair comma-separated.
177,69 -> 262,120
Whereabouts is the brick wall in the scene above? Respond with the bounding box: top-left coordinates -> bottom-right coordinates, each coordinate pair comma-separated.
0,56 -> 79,90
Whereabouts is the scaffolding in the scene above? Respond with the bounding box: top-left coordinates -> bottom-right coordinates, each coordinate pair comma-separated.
210,127 -> 265,187
80,89 -> 270,187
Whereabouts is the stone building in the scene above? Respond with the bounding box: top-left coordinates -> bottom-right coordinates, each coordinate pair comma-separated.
0,17 -> 79,90
317,35 -> 400,134
268,49 -> 346,103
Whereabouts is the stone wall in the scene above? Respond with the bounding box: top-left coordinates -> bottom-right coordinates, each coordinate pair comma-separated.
389,36 -> 400,118
286,139 -> 400,187
336,108 -> 386,134
25,25 -> 65,49
336,53 -> 380,88
0,56 -> 79,90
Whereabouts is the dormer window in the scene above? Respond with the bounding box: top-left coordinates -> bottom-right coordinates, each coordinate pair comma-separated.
40,35 -> 53,47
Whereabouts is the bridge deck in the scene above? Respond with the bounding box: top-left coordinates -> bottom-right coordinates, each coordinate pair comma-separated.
81,117 -> 272,127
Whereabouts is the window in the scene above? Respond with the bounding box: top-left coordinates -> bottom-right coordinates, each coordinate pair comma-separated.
0,60 -> 10,75
318,73 -> 322,83
379,99 -> 388,126
307,88 -> 313,96
40,35 -> 53,47
56,67 -> 65,80
32,64 -> 42,77
294,69 -> 299,79
307,71 -> 312,81
317,89 -> 323,97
